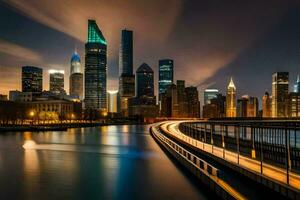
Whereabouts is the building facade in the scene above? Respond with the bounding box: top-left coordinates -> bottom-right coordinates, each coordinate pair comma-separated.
294,75 -> 300,93
22,66 -> 43,93
107,90 -> 120,114
85,19 -> 107,111
49,70 -> 65,94
226,77 -> 236,117
237,95 -> 258,117
158,59 -> 174,100
70,50 -> 83,100
272,72 -> 289,117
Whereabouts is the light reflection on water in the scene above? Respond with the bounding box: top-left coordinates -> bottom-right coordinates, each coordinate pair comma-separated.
0,125 -> 209,200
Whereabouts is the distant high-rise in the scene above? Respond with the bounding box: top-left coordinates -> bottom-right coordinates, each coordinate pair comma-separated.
85,19 -> 107,110
237,95 -> 258,117
272,72 -> 289,117
119,29 -> 135,116
294,75 -> 300,93
159,59 -> 174,100
204,89 -> 219,105
262,92 -> 272,118
226,77 -> 236,117
136,63 -> 154,97
70,50 -> 83,99
177,80 -> 188,117
22,66 -> 43,93
185,86 -> 200,118
288,92 -> 300,117
49,70 -> 64,94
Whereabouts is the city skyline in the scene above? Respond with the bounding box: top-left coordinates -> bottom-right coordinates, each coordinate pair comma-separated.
1,1 -> 300,100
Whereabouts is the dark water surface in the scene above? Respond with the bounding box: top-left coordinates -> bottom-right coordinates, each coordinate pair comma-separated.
0,125 -> 210,200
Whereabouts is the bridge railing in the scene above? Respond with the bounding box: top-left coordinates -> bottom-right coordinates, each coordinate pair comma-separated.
179,120 -> 300,186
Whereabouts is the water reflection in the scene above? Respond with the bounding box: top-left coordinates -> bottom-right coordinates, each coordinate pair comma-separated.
0,125 -> 209,200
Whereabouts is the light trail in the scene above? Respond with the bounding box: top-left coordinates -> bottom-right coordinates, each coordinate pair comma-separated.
160,121 -> 300,191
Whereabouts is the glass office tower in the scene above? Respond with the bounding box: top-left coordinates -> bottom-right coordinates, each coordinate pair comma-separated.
84,19 -> 107,110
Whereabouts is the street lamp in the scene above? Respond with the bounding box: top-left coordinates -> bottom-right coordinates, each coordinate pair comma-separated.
29,110 -> 35,124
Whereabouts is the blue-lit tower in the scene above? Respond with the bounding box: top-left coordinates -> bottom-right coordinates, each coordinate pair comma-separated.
158,59 -> 173,100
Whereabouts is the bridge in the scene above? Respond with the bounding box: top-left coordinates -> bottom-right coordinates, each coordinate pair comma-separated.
150,120 -> 300,200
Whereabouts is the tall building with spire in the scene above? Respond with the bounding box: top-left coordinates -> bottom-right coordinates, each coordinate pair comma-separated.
226,77 -> 236,117
119,29 -> 135,116
70,50 -> 83,100
272,72 -> 289,117
84,19 -> 107,111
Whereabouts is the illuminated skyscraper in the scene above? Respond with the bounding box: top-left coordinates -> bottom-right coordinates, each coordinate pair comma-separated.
226,77 -> 236,117
271,72 -> 289,117
69,50 -> 83,99
204,89 -> 219,105
185,86 -> 200,118
262,92 -> 272,118
49,70 -> 65,94
237,95 -> 258,117
159,59 -> 174,100
119,30 -> 135,116
84,19 -> 107,110
22,66 -> 43,93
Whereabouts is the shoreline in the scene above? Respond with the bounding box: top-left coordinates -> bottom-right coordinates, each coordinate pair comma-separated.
0,122 -> 149,132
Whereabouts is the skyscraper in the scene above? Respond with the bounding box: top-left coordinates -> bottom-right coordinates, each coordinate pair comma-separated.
135,63 -> 154,97
272,72 -> 289,117
22,66 -> 43,93
226,77 -> 236,117
204,89 -> 219,105
85,19 -> 107,111
262,92 -> 272,118
119,29 -> 135,116
237,95 -> 258,117
119,30 -> 133,75
49,69 -> 65,94
177,80 -> 188,117
294,75 -> 300,93
70,50 -> 83,99
159,59 -> 174,100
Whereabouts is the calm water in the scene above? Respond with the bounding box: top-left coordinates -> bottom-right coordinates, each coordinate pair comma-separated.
0,125 -> 209,200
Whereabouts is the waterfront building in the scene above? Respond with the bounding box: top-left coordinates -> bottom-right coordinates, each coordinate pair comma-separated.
85,19 -> 107,111
24,99 -> 82,120
160,84 -> 178,117
119,30 -> 135,116
262,92 -> 272,118
69,50 -> 83,100
22,66 -> 43,93
272,72 -> 289,117
49,70 -> 65,94
159,59 -> 174,101
204,89 -> 219,105
185,86 -> 200,118
226,77 -> 236,117
135,63 -> 154,97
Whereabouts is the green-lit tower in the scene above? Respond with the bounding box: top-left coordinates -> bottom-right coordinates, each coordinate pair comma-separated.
84,19 -> 107,111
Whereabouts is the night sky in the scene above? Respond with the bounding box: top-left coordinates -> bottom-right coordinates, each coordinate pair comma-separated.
0,0 -> 300,104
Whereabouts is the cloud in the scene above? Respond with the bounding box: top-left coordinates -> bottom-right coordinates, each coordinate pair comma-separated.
0,39 -> 43,62
0,65 -> 21,95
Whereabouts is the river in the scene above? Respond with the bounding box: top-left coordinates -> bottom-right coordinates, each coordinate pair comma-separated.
0,125 -> 211,200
